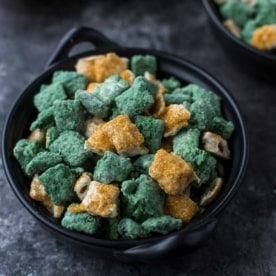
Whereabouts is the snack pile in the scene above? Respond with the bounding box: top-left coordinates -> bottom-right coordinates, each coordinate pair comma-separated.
216,0 -> 276,52
13,52 -> 234,240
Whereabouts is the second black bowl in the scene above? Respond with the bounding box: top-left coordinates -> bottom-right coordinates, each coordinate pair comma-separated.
202,0 -> 276,80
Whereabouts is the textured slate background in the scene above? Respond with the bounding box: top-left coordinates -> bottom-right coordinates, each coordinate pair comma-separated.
0,0 -> 276,275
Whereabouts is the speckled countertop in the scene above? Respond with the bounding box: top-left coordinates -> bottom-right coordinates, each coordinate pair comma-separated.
1,0 -> 276,275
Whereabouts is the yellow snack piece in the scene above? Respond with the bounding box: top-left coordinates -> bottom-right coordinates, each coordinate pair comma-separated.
147,90 -> 166,118
28,129 -> 45,143
81,180 -> 120,218
86,82 -> 100,92
164,194 -> 198,223
74,172 -> 92,200
157,104 -> 191,137
120,69 -> 135,85
251,25 -> 276,51
103,115 -> 148,156
29,175 -> 65,218
67,203 -> 86,213
149,149 -> 199,195
223,19 -> 241,38
84,117 -> 105,139
85,124 -> 115,155
75,53 -> 128,82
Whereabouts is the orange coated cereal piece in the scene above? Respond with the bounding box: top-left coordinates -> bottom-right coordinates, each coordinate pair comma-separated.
149,149 -> 199,195
164,194 -> 198,223
251,24 -> 276,51
157,104 -> 191,137
86,82 -> 100,92
67,203 -> 86,213
75,53 -> 128,82
120,69 -> 135,85
85,124 -> 115,155
81,180 -> 120,218
104,115 -> 148,156
29,175 -> 65,218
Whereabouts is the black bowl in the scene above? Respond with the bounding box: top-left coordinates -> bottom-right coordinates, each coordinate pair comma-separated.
202,0 -> 276,80
1,27 -> 248,263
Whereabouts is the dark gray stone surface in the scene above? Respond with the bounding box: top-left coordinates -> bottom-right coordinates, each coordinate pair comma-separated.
0,0 -> 276,275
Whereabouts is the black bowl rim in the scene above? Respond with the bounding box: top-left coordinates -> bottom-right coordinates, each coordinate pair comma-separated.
202,0 -> 276,62
2,47 -> 248,248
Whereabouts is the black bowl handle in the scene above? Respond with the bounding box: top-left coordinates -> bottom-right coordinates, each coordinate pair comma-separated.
46,26 -> 120,68
114,218 -> 218,263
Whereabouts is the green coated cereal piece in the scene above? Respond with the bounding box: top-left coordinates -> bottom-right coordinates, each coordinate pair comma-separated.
141,216 -> 182,235
25,151 -> 62,176
220,0 -> 254,27
211,117 -> 235,139
52,71 -> 88,97
133,115 -> 164,153
118,218 -> 149,240
75,90 -> 109,118
39,163 -> 79,205
13,139 -> 44,173
34,83 -> 67,112
30,107 -> 55,131
255,0 -> 276,26
61,209 -> 100,235
53,100 -> 85,132
45,127 -> 60,149
93,151 -> 133,184
183,84 -> 221,116
93,75 -> 129,105
164,92 -> 192,105
115,77 -> 154,117
162,76 -> 181,92
173,129 -> 217,184
133,154 -> 154,174
242,20 -> 258,43
49,130 -> 91,167
132,76 -> 158,96
130,55 -> 157,76
189,99 -> 217,131
121,174 -> 165,222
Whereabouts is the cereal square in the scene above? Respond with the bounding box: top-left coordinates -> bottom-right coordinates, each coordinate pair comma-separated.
61,209 -> 100,234
49,130 -> 92,167
75,90 -> 109,118
30,107 -> 55,131
164,194 -> 198,223
103,115 -> 148,156
121,174 -> 165,222
13,139 -> 44,174
53,99 -> 85,132
115,77 -> 155,117
130,55 -> 157,76
149,149 -> 199,195
118,218 -> 148,240
26,151 -> 62,176
93,151 -> 133,183
157,104 -> 191,137
34,83 -> 67,112
141,216 -> 182,235
39,163 -> 80,205
133,115 -> 164,153
75,53 -> 128,82
52,71 -> 88,97
81,180 -> 120,218
85,124 -> 115,155
30,175 -> 65,218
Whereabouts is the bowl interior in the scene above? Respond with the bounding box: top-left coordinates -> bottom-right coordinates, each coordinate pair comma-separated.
2,48 -> 248,248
